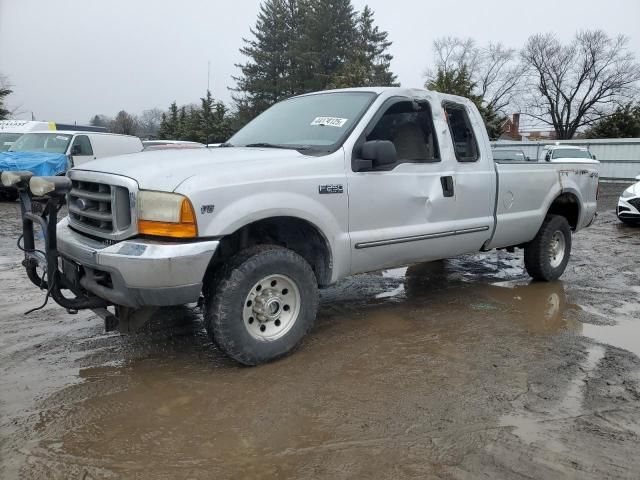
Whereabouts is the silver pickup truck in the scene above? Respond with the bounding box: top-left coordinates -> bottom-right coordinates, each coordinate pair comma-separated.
3,87 -> 599,365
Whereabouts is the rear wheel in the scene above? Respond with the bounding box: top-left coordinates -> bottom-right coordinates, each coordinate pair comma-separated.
524,215 -> 572,281
203,245 -> 318,365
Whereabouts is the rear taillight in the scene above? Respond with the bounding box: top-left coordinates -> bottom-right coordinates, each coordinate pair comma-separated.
596,181 -> 600,200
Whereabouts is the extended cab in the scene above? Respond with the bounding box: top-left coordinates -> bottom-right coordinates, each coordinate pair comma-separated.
3,88 -> 599,365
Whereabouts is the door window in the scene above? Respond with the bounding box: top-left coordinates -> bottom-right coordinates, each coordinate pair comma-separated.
71,135 -> 93,155
443,102 -> 479,162
366,100 -> 440,165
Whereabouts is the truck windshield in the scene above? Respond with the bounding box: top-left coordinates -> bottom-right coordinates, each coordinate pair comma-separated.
0,133 -> 22,152
9,133 -> 72,154
551,148 -> 592,159
227,92 -> 376,151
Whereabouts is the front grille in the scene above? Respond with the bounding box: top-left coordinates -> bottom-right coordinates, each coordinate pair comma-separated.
629,198 -> 640,211
68,180 -> 131,236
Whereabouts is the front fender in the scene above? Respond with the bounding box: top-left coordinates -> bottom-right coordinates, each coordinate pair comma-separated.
194,190 -> 351,283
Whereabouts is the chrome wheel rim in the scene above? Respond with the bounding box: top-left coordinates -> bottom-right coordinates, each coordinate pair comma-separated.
243,274 -> 301,341
549,231 -> 566,269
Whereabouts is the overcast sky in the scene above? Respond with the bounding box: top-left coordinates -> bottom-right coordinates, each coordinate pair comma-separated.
1,0 -> 639,123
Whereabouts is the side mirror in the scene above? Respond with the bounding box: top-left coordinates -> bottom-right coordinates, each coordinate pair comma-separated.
635,174 -> 640,181
71,145 -> 82,155
355,140 -> 397,171
591,154 -> 597,160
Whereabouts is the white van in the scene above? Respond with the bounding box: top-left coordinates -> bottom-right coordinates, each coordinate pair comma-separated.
0,121 -> 53,151
0,120 -> 107,152
8,131 -> 143,167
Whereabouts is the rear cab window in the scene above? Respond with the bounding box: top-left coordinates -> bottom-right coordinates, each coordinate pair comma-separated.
443,102 -> 479,162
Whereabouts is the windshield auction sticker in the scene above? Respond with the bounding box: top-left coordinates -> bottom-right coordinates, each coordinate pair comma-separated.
311,117 -> 348,127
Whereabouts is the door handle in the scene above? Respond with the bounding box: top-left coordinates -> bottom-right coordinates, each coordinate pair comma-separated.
440,176 -> 454,197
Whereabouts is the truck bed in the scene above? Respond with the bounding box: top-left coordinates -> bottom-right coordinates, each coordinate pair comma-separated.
486,160 -> 599,250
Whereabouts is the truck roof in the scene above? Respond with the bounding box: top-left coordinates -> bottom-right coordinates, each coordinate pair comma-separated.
299,87 -> 476,106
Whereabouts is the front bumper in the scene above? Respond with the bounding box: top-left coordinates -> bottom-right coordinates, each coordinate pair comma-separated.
57,217 -> 219,307
617,196 -> 640,223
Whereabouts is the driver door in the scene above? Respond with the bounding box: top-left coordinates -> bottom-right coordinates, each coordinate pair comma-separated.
347,97 -> 465,274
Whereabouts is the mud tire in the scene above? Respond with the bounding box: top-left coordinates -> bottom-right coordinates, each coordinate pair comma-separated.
203,245 -> 318,365
524,215 -> 572,281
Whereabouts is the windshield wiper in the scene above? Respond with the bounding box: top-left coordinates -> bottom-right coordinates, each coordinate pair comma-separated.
244,142 -> 310,151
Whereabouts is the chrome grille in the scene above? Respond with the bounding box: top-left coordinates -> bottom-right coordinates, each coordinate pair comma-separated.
68,180 -> 131,238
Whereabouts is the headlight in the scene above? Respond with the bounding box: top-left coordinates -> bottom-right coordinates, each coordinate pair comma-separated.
1,170 -> 32,187
137,191 -> 197,238
621,188 -> 635,199
29,176 -> 71,196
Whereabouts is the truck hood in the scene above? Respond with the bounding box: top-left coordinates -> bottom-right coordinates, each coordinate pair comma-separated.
72,147 -> 308,191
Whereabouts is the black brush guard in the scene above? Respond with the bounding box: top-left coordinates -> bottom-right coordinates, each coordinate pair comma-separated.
16,185 -> 110,312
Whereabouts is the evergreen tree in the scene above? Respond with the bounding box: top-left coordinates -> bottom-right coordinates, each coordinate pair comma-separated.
232,0 -> 301,122
156,93 -> 233,142
158,113 -> 170,138
299,0 -> 357,91
199,90 -> 219,143
585,103 -> 640,138
426,66 -> 480,102
233,0 -> 398,122
185,106 -> 202,142
353,6 -> 397,86
158,102 -> 180,139
177,106 -> 188,139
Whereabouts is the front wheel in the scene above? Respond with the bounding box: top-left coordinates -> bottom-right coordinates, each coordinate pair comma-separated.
524,215 -> 572,281
203,245 -> 319,365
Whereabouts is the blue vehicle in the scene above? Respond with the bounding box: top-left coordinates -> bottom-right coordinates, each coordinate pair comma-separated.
0,130 -> 143,200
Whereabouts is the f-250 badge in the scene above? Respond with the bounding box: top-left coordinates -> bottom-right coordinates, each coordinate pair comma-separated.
319,184 -> 344,194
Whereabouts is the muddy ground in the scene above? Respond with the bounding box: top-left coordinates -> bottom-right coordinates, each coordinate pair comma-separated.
0,182 -> 639,479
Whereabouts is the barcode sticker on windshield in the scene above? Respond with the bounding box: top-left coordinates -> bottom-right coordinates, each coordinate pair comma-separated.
311,117 -> 348,127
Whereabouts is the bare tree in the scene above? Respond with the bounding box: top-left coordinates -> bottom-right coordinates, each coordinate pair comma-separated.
138,108 -> 164,138
477,43 -> 526,113
425,37 -> 524,115
0,74 -> 16,119
110,110 -> 140,136
521,30 -> 640,139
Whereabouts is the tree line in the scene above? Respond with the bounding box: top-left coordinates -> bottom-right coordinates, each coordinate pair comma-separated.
3,0 -> 640,140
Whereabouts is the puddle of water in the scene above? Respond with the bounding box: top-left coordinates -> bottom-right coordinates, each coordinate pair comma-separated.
582,320 -> 640,358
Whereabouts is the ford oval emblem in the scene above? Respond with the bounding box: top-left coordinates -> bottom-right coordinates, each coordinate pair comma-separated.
76,198 -> 88,211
